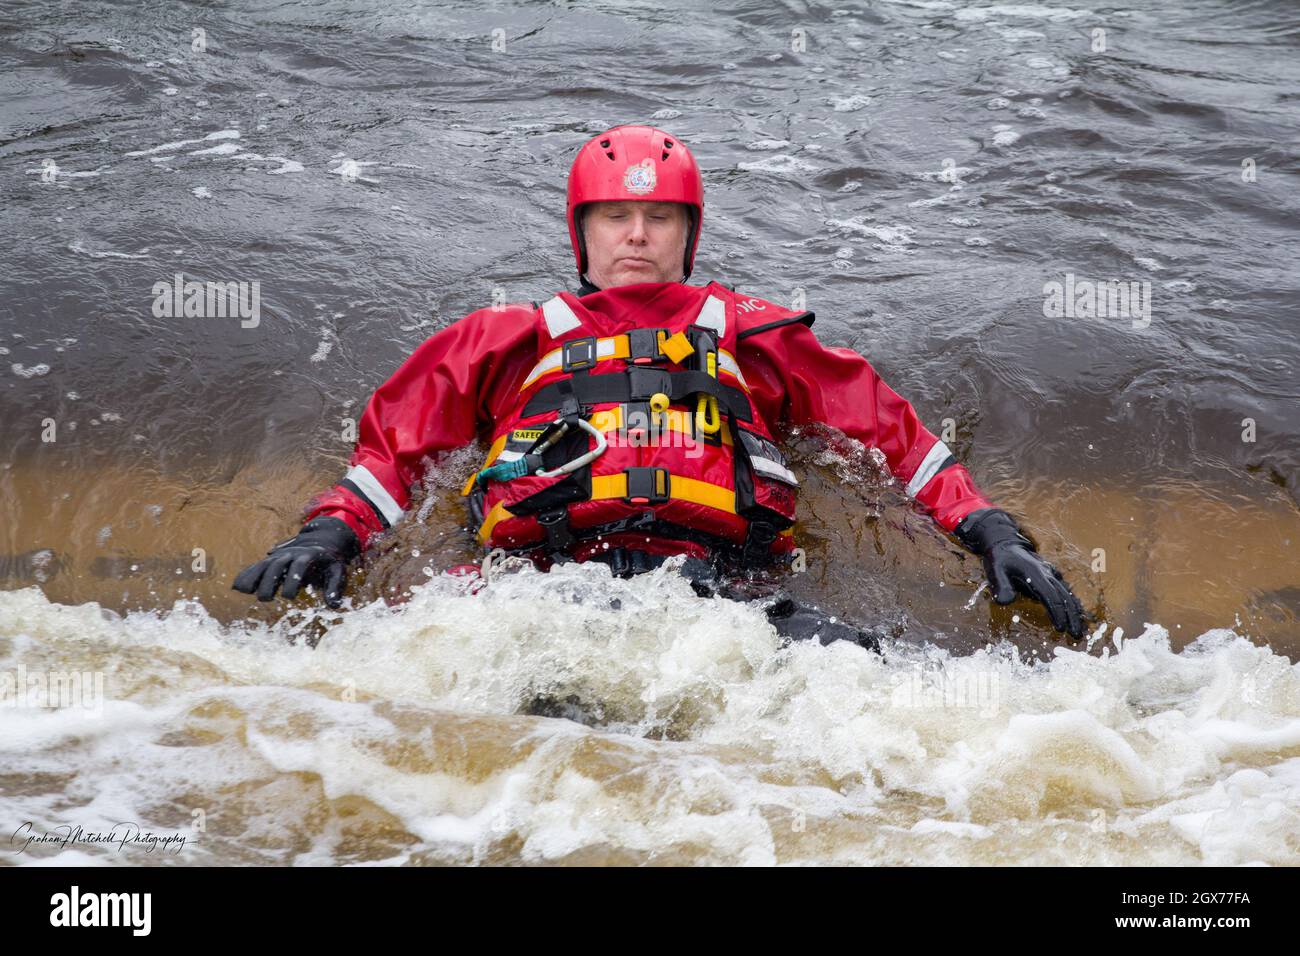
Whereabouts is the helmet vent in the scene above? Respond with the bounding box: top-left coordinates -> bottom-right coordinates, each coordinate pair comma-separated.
662,138 -> 674,161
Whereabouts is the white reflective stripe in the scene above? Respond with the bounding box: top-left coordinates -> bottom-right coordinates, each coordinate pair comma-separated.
695,295 -> 727,337
523,338 -> 619,388
905,440 -> 953,498
751,456 -> 798,486
541,296 -> 582,337
345,464 -> 405,525
717,350 -> 747,389
523,351 -> 562,387
496,449 -> 523,462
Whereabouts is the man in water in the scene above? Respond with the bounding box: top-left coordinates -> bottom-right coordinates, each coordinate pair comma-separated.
233,125 -> 1087,645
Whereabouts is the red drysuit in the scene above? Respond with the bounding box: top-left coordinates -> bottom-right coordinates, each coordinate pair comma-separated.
301,281 -> 994,552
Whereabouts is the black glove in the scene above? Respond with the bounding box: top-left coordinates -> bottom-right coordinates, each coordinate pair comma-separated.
231,516 -> 360,609
954,508 -> 1086,639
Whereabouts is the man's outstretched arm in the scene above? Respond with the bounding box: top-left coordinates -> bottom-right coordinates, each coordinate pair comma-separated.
233,306 -> 537,608
737,318 -> 1086,638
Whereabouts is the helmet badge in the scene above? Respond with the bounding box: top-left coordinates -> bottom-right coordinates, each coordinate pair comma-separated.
623,159 -> 657,195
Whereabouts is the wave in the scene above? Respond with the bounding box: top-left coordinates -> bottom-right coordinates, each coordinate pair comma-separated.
2,561 -> 1296,866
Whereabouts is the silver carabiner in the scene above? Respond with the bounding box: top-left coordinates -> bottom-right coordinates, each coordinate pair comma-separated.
534,417 -> 607,478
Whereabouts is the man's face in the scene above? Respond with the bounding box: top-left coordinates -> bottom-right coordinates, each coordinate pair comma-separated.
581,201 -> 689,288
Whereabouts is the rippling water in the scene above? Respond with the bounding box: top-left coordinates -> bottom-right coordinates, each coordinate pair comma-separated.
1,0 -> 1297,865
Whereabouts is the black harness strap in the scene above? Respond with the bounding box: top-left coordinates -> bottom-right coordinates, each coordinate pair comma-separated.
522,369 -> 752,421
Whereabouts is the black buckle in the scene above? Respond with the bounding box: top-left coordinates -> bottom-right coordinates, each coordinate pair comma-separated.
537,508 -> 576,553
553,378 -> 582,419
686,326 -> 717,374
561,336 -> 598,373
627,367 -> 673,401
627,328 -> 667,365
620,402 -> 653,441
686,325 -> 716,349
623,467 -> 670,505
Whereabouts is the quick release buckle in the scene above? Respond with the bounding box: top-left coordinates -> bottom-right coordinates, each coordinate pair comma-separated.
623,467 -> 670,506
561,336 -> 598,373
627,328 -> 667,365
627,367 -> 673,402
620,402 -> 654,441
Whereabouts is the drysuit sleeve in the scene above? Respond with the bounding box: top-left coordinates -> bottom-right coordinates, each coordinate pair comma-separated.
736,319 -> 993,532
301,307 -> 538,549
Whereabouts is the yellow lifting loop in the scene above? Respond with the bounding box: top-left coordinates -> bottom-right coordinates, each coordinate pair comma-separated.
696,348 -> 721,435
695,395 -> 721,435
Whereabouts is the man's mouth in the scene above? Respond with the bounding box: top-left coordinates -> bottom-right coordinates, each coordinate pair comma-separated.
619,258 -> 652,267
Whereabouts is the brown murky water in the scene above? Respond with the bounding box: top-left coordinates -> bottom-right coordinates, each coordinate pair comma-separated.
2,449 -> 1296,654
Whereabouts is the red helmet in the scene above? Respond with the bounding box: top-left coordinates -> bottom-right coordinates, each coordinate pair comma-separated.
566,125 -> 705,280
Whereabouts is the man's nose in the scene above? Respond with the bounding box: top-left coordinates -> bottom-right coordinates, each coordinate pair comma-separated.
625,213 -> 649,242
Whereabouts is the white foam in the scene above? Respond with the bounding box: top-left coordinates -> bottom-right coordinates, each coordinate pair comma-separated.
266,158 -> 303,175
66,242 -> 149,260
738,154 -> 819,176
954,4 -> 1090,22
2,571 -> 1296,866
309,338 -> 333,363
126,130 -> 240,157
991,124 -> 1021,146
826,217 -> 916,247
189,142 -> 241,156
831,94 -> 873,113
11,363 -> 51,378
